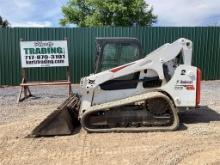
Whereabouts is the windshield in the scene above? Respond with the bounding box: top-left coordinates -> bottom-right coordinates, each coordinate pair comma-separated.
101,43 -> 140,71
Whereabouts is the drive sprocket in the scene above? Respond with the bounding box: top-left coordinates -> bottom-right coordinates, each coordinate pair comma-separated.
146,98 -> 170,116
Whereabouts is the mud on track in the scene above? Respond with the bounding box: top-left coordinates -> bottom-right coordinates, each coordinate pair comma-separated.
0,81 -> 220,165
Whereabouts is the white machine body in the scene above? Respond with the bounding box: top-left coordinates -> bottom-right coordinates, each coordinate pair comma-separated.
79,38 -> 201,117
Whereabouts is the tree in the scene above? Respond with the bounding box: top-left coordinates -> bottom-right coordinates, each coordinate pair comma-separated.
60,0 -> 157,27
0,16 -> 9,28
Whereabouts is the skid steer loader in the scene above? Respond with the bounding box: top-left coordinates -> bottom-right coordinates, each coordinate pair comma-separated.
31,37 -> 201,137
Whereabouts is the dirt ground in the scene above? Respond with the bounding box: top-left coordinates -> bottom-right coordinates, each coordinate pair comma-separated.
0,81 -> 220,165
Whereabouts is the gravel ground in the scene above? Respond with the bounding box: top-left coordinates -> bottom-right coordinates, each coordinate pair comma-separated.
0,81 -> 220,165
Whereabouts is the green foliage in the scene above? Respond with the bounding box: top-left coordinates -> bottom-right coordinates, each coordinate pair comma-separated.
0,16 -> 9,28
60,0 -> 157,27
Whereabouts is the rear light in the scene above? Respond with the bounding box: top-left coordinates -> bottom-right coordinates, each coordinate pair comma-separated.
196,68 -> 201,106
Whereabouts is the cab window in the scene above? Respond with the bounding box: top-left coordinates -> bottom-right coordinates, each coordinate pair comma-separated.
101,43 -> 140,71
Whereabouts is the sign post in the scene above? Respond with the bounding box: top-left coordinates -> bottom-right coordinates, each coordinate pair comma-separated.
17,39 -> 73,103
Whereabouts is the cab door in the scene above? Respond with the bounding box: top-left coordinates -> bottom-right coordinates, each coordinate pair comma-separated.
95,38 -> 144,90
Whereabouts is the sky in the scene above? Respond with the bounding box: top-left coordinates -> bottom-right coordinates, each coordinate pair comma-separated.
0,0 -> 220,27
147,0 -> 220,26
0,0 -> 67,27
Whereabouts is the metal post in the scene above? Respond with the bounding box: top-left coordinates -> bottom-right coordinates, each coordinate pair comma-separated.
67,66 -> 73,96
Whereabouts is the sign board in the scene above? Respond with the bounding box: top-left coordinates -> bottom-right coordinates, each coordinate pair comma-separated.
20,40 -> 69,68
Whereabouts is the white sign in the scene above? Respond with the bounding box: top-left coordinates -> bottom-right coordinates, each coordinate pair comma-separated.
20,40 -> 69,68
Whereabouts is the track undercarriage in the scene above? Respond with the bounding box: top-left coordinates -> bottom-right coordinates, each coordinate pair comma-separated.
81,92 -> 179,133
84,100 -> 173,130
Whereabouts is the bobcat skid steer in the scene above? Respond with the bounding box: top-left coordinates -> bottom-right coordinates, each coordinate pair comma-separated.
31,38 -> 201,137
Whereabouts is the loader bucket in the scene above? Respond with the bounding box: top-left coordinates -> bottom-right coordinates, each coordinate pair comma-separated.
31,109 -> 79,137
30,94 -> 81,137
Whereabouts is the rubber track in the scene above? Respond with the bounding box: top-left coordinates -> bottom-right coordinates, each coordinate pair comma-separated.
81,92 -> 179,133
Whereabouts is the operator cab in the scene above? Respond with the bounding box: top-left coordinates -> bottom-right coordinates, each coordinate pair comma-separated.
94,37 -> 144,73
94,37 -> 146,90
